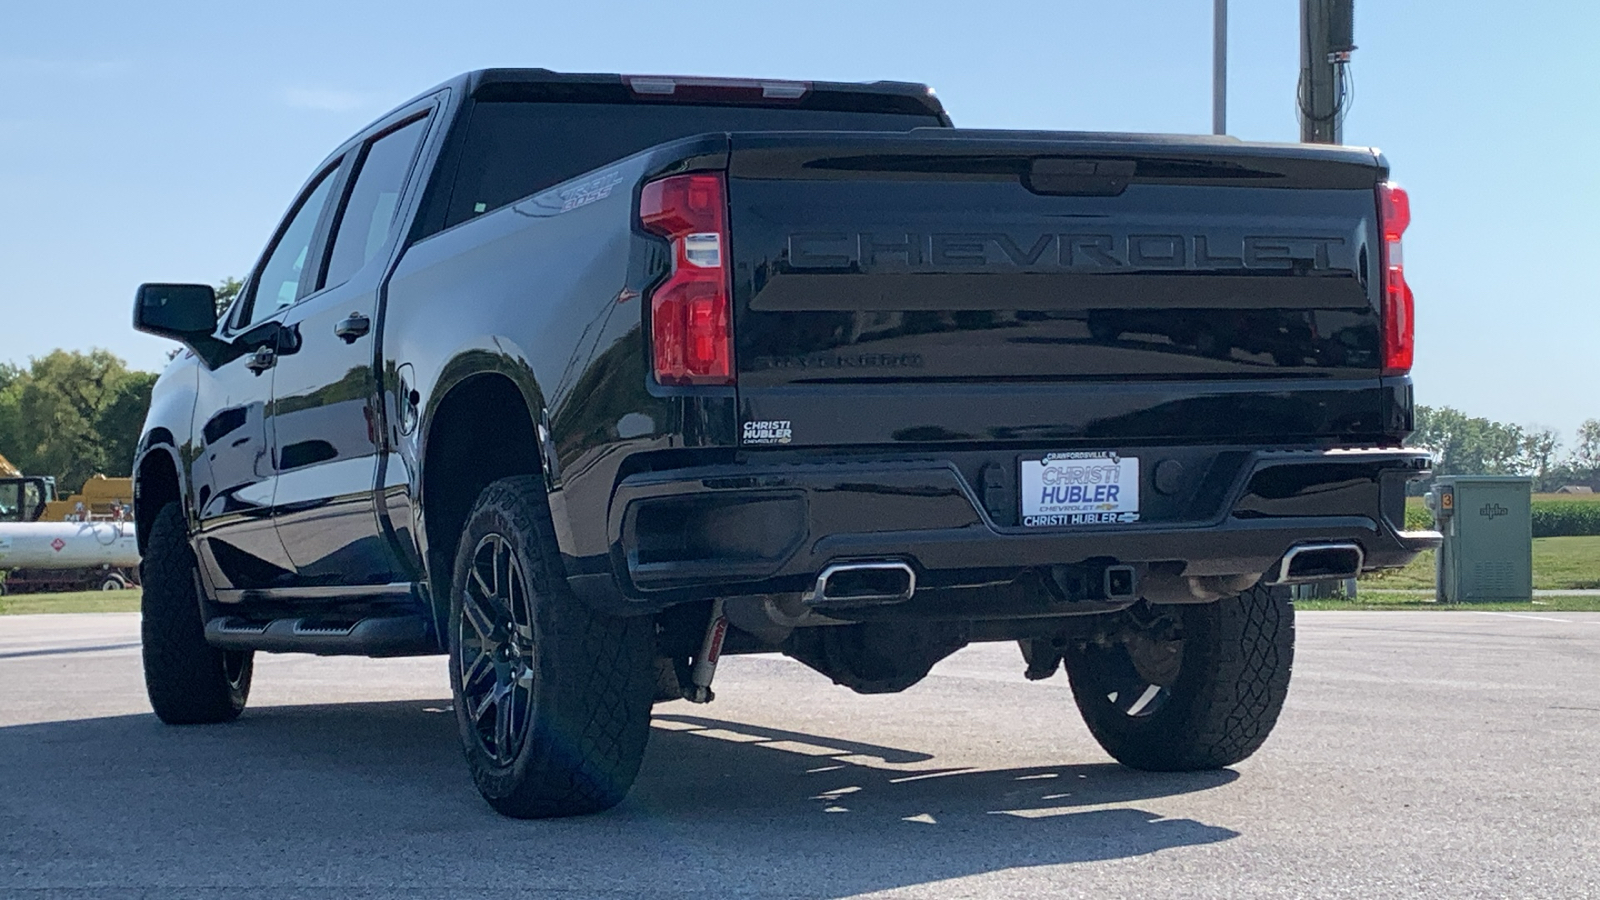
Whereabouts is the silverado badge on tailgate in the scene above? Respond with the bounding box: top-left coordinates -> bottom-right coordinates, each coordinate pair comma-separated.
1020,452 -> 1140,527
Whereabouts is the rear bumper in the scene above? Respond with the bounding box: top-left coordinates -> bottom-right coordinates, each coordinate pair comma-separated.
569,447 -> 1437,615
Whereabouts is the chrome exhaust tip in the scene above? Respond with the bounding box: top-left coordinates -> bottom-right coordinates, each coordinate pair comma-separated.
804,560 -> 916,607
1270,543 -> 1364,585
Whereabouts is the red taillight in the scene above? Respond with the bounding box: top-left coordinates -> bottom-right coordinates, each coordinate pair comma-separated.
1378,182 -> 1414,376
639,173 -> 734,386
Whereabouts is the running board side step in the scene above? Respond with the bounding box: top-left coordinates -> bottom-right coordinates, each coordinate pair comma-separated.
204,614 -> 435,657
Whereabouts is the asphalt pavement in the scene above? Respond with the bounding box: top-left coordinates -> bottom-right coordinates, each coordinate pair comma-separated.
2,610 -> 1598,899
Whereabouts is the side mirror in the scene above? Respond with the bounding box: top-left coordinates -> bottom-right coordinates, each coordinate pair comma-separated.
134,283 -> 224,365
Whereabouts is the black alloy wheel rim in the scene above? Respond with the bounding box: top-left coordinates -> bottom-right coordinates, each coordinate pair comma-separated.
1093,611 -> 1185,719
223,651 -> 249,691
457,533 -> 536,766
1103,666 -> 1173,719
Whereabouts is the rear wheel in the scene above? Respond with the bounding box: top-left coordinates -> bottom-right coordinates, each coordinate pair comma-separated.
97,572 -> 129,591
140,503 -> 252,724
449,476 -> 655,818
1062,585 -> 1293,771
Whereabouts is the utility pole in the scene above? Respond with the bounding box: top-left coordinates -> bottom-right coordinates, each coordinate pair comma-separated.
1299,0 -> 1356,144
1295,0 -> 1359,604
1213,0 -> 1227,135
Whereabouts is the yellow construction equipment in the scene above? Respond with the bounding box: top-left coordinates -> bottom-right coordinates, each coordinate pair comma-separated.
0,455 -> 133,524
42,473 -> 134,522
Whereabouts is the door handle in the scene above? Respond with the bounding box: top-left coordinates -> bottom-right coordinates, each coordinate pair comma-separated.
335,312 -> 371,343
244,345 -> 276,375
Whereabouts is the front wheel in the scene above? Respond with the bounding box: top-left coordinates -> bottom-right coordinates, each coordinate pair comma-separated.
449,476 -> 655,818
140,503 -> 252,724
1062,585 -> 1294,771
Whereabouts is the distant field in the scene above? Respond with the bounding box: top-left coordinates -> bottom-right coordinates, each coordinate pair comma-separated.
1406,493 -> 1600,512
1294,593 -> 1600,612
1359,535 -> 1600,591
6,585 -> 1595,619
1405,495 -> 1600,536
0,589 -> 141,615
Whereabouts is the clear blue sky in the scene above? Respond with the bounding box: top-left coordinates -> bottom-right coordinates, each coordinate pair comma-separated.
2,1 -> 1595,444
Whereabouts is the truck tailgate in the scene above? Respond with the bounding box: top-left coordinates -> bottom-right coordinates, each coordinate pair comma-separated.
726,131 -> 1392,447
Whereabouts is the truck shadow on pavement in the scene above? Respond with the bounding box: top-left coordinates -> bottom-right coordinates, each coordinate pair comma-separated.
0,700 -> 1238,896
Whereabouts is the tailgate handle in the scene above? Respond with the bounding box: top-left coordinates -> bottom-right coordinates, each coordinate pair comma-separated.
1025,158 -> 1135,197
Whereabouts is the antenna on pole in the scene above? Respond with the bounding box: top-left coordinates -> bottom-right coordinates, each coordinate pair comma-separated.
1213,0 -> 1228,134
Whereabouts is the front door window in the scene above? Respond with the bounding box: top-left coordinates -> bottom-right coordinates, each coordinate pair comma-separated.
241,169 -> 338,328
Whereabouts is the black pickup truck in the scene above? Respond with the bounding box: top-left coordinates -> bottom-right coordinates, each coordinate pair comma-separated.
132,68 -> 1437,818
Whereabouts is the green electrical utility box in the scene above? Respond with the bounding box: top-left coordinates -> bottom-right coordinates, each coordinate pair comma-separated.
1423,476 -> 1533,603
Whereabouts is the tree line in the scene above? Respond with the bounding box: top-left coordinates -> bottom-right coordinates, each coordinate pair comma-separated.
2,338 -> 1596,497
0,281 -> 244,493
0,350 -> 157,492
1409,406 -> 1600,492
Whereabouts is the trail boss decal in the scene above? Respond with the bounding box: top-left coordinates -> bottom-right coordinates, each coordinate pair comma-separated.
1020,452 -> 1140,527
558,169 -> 623,212
742,420 -> 793,445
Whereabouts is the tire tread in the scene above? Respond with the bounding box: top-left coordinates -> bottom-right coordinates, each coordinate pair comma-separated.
452,476 -> 654,818
140,503 -> 249,725
1065,584 -> 1294,771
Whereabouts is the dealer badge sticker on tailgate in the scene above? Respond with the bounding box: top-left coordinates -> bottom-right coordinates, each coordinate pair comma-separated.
1020,452 -> 1140,527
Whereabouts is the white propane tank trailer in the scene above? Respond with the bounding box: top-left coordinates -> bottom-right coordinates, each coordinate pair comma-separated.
0,520 -> 141,594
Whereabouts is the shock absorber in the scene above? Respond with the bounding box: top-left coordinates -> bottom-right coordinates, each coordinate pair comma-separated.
687,597 -> 728,703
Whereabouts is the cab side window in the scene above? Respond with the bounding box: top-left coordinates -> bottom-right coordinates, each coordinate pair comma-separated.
240,167 -> 339,328
0,482 -> 20,522
22,481 -> 41,520
322,116 -> 430,289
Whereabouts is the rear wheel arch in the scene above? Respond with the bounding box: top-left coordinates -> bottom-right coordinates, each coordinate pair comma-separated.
419,370 -> 548,632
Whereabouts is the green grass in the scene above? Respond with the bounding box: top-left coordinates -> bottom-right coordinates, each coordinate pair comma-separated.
0,589 -> 142,615
1294,592 -> 1600,612
1531,536 -> 1600,589
3,587 -> 1596,616
1359,546 -> 1437,589
1359,534 -> 1600,591
4,536 -> 1598,616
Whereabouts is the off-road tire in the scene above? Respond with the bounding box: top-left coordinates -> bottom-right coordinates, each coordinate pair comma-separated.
1063,584 -> 1294,771
449,476 -> 655,818
140,503 -> 252,724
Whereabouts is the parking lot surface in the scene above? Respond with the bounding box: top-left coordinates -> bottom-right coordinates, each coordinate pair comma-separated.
2,610 -> 1598,899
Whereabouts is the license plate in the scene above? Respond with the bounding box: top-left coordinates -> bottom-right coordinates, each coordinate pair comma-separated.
1019,452 -> 1141,527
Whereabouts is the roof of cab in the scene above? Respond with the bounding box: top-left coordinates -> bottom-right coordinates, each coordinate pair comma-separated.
437,68 -> 950,123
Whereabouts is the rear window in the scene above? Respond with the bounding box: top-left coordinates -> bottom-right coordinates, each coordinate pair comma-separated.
442,101 -> 942,229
